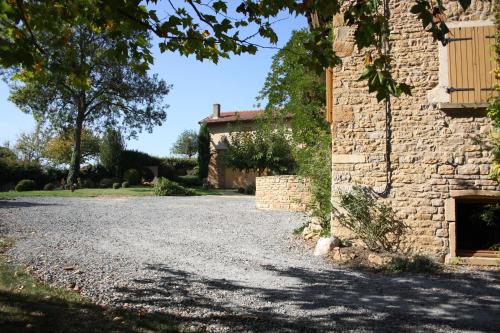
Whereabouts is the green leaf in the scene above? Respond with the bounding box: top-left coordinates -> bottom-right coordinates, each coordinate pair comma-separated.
458,0 -> 472,10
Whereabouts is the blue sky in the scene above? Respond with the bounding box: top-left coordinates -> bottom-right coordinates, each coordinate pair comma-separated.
0,15 -> 307,157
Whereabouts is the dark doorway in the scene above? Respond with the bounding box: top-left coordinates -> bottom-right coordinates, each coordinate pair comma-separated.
456,199 -> 500,257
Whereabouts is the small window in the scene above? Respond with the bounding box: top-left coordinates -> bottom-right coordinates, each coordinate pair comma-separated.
447,25 -> 497,104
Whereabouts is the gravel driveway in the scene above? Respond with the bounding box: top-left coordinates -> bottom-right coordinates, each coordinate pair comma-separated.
1,196 -> 499,332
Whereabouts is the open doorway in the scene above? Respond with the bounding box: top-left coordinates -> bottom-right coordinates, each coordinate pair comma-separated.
456,199 -> 500,257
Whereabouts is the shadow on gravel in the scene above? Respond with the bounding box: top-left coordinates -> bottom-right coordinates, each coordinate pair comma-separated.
113,264 -> 500,332
0,200 -> 61,209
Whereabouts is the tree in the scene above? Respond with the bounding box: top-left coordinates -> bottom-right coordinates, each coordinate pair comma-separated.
100,128 -> 124,178
13,123 -> 49,163
171,130 -> 198,157
197,124 -> 211,179
258,29 -> 332,225
7,13 -> 170,184
224,128 -> 294,176
0,1 -> 475,103
44,128 -> 100,166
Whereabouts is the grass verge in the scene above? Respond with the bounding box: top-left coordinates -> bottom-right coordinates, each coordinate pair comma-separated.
0,238 -> 180,332
0,186 -> 221,199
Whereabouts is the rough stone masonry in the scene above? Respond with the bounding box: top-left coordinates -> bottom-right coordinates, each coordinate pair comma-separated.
329,0 -> 499,262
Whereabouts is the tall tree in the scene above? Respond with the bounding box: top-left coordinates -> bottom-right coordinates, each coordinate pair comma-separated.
44,128 -> 100,166
100,128 -> 124,178
197,124 -> 211,179
258,29 -> 331,225
7,13 -> 169,184
171,130 -> 198,157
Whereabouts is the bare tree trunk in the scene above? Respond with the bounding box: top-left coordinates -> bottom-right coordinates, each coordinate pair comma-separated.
67,94 -> 85,185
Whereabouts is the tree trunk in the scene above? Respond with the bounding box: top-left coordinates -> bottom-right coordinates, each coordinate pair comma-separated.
67,95 -> 85,185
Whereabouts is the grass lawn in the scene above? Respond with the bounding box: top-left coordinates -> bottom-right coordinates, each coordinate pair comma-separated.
0,238 -> 181,333
0,186 -> 221,199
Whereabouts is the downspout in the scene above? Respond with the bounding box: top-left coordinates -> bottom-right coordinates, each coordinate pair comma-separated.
374,0 -> 393,198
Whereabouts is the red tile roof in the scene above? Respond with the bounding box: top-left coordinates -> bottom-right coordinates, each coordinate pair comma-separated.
200,110 -> 264,124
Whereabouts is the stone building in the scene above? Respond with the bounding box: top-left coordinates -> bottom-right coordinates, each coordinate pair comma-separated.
199,104 -> 261,189
328,1 -> 499,264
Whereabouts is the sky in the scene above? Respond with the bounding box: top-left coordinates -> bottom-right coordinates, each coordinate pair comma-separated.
0,12 -> 307,158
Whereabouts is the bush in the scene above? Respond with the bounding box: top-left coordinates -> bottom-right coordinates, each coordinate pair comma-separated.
244,184 -> 256,195
112,182 -> 121,189
123,168 -> 141,185
122,181 -> 130,188
15,179 -> 36,192
159,157 -> 198,179
43,183 -> 55,191
384,255 -> 440,273
141,167 -> 154,182
79,178 -> 97,189
99,178 -> 114,188
154,177 -> 196,196
176,175 -> 202,187
335,185 -> 406,252
237,187 -> 245,194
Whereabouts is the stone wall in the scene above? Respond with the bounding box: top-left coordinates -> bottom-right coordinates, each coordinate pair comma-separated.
256,176 -> 311,212
330,0 -> 499,262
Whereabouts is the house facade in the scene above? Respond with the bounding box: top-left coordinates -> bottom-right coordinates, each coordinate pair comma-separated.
328,1 -> 499,263
200,104 -> 261,189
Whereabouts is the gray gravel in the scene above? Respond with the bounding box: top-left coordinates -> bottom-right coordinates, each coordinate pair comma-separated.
1,196 -> 499,332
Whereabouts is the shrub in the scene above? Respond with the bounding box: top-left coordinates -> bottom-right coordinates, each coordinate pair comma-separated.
176,175 -> 202,187
112,182 -> 121,189
154,177 -> 196,196
141,167 -> 154,182
15,179 -> 35,192
99,178 -> 114,188
159,157 -> 198,179
384,255 -> 440,273
186,166 -> 199,176
122,181 -> 130,188
244,184 -> 256,195
237,187 -> 245,194
123,168 -> 141,185
79,178 -> 97,189
43,183 -> 55,191
334,185 -> 406,252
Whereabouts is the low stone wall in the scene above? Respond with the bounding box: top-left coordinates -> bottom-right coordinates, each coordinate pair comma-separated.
256,175 -> 311,212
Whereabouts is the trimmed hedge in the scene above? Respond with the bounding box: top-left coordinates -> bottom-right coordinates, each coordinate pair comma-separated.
15,179 -> 36,192
176,175 -> 202,187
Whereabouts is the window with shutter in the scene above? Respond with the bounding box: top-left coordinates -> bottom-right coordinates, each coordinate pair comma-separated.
447,25 -> 497,104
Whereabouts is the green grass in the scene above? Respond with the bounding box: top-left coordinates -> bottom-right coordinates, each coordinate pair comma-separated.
0,186 -> 221,199
0,238 -> 181,333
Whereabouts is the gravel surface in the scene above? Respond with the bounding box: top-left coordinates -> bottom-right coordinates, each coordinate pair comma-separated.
1,196 -> 499,332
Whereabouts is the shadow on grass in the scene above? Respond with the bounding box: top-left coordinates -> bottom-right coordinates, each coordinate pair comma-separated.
112,263 -> 500,332
0,290 -> 180,333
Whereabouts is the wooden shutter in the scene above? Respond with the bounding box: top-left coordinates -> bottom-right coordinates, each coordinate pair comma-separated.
325,67 -> 333,123
448,25 -> 497,104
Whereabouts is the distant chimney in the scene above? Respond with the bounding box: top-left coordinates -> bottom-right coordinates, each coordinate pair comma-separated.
213,103 -> 221,119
